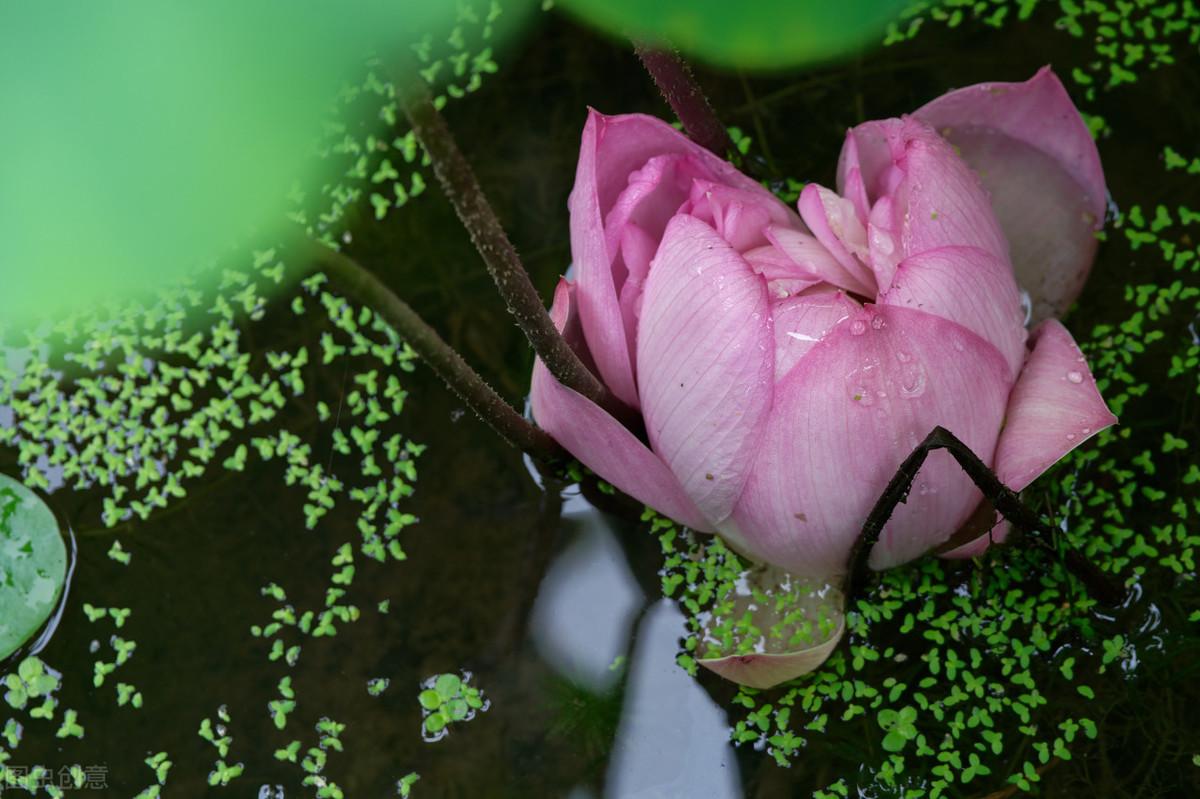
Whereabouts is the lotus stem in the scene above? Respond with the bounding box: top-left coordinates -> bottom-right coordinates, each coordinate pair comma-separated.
847,426 -> 1124,605
399,82 -> 628,422
634,44 -> 735,158
310,243 -> 563,462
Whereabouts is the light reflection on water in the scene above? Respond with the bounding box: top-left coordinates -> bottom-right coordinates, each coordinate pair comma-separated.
532,492 -> 743,798
605,599 -> 742,799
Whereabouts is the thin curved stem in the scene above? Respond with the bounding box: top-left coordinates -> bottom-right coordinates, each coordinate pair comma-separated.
399,82 -> 629,423
310,243 -> 562,462
846,426 -> 1124,605
634,44 -> 734,158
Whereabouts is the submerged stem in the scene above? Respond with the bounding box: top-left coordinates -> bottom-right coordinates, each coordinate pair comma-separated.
846,426 -> 1124,605
310,244 -> 562,462
634,44 -> 734,158
399,83 -> 628,422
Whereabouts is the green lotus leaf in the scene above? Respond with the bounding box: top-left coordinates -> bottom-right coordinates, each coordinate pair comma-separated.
557,0 -> 903,69
0,474 -> 67,662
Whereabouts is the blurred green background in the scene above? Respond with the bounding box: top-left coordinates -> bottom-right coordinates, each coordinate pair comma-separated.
0,0 -> 896,321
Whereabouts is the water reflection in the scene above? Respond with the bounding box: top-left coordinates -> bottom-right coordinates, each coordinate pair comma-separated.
606,600 -> 742,799
530,493 -> 644,693
531,495 -> 742,796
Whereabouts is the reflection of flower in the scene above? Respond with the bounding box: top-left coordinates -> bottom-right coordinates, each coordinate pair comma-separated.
532,69 -> 1115,579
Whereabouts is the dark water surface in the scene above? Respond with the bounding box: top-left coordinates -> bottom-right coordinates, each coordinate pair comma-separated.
4,7 -> 1200,798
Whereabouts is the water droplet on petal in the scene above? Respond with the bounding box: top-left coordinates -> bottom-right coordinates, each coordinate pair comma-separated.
896,350 -> 911,363
1066,433 -> 1077,441
850,320 -> 867,336
870,315 -> 885,330
1066,371 -> 1083,384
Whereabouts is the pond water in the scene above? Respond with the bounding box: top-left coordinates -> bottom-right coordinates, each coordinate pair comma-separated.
2,5 -> 1199,798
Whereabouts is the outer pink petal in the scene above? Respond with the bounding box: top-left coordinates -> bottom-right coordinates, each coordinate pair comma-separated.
723,305 -> 1011,578
531,279 -> 710,532
941,319 -> 1115,558
571,110 -> 780,407
881,245 -> 1027,380
993,319 -> 1117,489
637,216 -> 774,528
914,68 -> 1107,322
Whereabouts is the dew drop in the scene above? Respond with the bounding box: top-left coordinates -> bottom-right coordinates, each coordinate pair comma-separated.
1066,371 -> 1083,384
850,319 -> 867,336
871,315 -> 885,330
896,350 -> 912,363
899,363 -> 927,399
1066,433 -> 1077,441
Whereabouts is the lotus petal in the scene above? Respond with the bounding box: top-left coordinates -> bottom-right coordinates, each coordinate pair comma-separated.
724,305 -> 1011,577
637,216 -> 774,527
942,319 -> 1116,557
881,245 -> 1027,380
699,567 -> 845,689
993,319 -> 1117,490
571,111 -> 774,406
531,279 -> 711,531
914,68 -> 1107,322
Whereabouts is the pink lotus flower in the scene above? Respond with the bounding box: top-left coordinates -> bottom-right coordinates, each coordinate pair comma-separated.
531,68 -> 1116,580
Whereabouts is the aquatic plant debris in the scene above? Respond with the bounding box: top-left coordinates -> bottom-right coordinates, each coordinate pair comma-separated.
0,474 -> 67,661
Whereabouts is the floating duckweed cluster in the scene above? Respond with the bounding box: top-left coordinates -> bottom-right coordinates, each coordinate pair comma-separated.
199,706 -> 245,787
886,0 -> 1200,132
654,146 -> 1200,796
0,250 -> 432,792
418,671 -> 489,741
0,657 -> 91,792
133,752 -> 173,799
295,0 -> 503,241
273,717 -> 350,799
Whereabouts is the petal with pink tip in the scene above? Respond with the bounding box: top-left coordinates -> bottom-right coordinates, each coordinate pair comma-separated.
766,224 -> 874,297
993,319 -> 1117,490
571,111 -> 782,407
868,119 -> 1010,265
915,69 -> 1106,322
724,305 -> 1011,578
798,184 -> 877,293
531,280 -> 711,532
941,319 -> 1115,559
881,245 -> 1027,380
637,216 -> 774,528
682,180 -> 799,253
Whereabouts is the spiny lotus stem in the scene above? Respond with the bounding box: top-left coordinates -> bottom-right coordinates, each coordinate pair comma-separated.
399,82 -> 629,423
847,426 -> 1125,605
634,44 -> 735,158
311,243 -> 562,462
